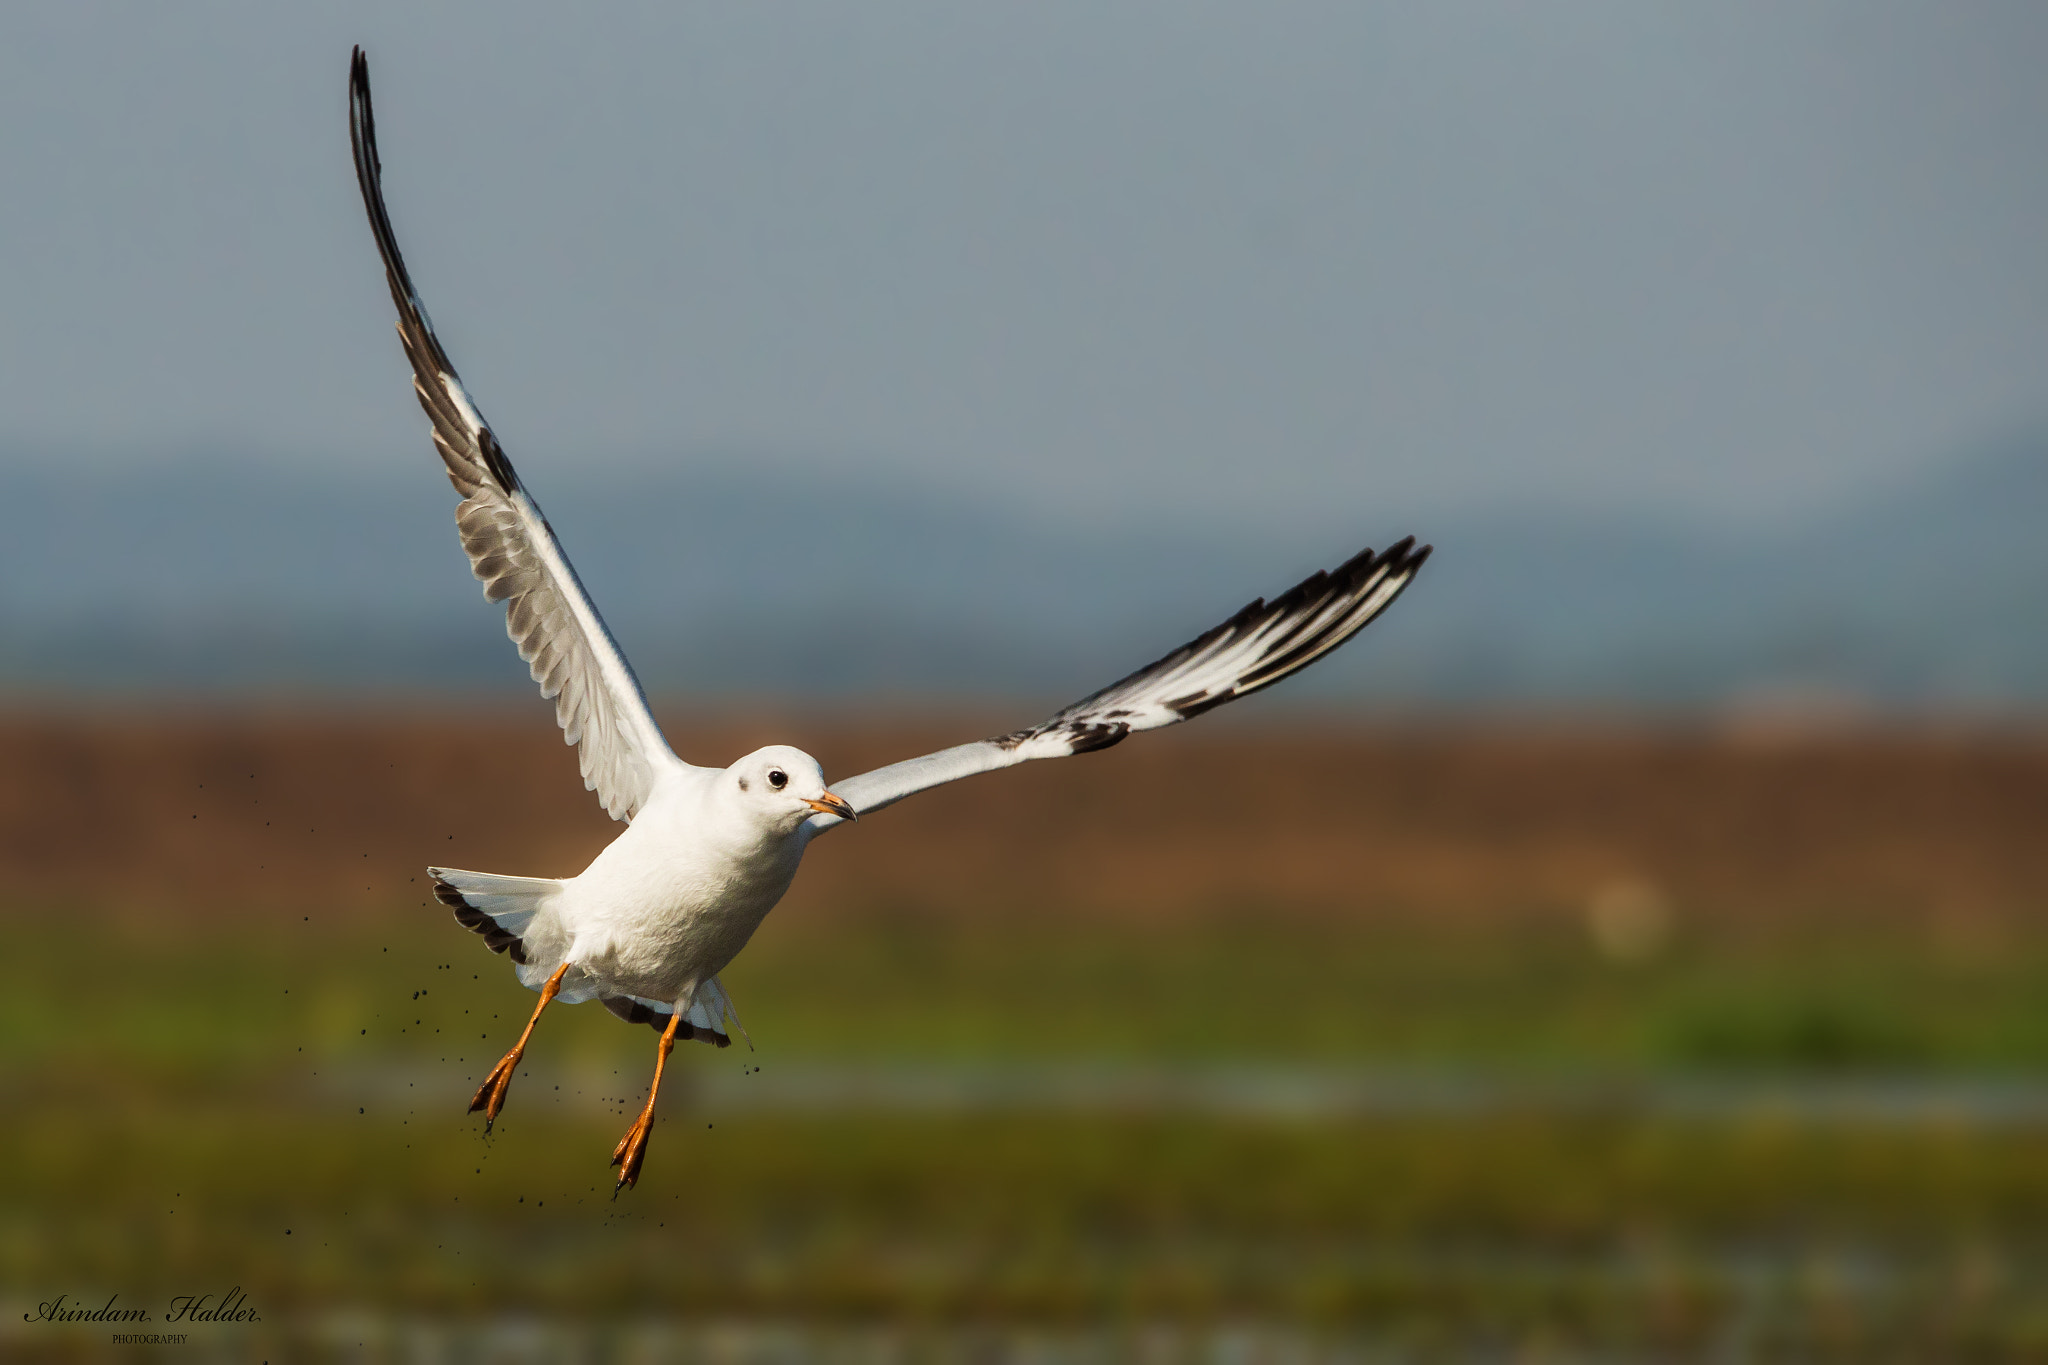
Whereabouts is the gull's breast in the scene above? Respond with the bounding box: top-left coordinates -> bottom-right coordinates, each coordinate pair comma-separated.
559,806 -> 804,1001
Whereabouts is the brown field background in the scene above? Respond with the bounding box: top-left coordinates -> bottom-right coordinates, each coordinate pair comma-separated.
5,704 -> 2046,927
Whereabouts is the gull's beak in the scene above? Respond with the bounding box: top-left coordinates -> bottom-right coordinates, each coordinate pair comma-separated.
803,790 -> 858,822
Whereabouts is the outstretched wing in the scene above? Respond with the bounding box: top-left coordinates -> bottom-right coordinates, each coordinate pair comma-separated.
810,537 -> 1429,828
349,49 -> 689,821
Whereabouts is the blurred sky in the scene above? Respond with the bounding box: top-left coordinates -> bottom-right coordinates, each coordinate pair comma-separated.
0,2 -> 2042,540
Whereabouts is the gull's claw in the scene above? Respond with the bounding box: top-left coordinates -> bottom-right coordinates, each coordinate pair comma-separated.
469,1050 -> 522,1131
610,1110 -> 655,1195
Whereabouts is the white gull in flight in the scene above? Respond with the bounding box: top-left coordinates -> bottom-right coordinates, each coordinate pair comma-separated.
347,48 -> 1429,1191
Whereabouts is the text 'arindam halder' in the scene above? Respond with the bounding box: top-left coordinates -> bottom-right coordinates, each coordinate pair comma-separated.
23,1288 -> 260,1324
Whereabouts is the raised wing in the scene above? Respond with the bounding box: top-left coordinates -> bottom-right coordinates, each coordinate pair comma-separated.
349,49 -> 688,821
811,537 -> 1429,829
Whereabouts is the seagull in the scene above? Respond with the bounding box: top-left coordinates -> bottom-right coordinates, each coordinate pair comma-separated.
348,48 -> 1430,1192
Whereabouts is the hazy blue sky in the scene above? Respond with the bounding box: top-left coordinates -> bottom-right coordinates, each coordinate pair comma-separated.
0,3 -> 2042,537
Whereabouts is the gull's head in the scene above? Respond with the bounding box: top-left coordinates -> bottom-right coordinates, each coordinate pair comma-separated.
728,745 -> 855,832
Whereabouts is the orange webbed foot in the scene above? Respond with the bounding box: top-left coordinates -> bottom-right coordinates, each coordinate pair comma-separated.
610,1108 -> 656,1195
468,1048 -> 523,1131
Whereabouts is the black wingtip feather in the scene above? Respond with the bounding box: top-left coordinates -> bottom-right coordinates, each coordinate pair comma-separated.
1002,532 -> 1430,753
1063,721 -> 1131,754
477,428 -> 523,495
349,48 -> 432,362
1230,536 -> 1427,692
349,43 -> 509,492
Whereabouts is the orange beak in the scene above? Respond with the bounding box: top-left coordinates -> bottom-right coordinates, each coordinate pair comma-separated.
803,791 -> 857,822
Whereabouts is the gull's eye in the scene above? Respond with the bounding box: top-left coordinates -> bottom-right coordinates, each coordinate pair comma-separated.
767,769 -> 788,791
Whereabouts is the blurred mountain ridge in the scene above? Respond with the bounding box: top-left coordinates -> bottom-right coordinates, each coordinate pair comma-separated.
0,435 -> 2041,708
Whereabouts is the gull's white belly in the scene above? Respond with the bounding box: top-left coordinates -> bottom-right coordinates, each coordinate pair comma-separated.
547,790 -> 808,1003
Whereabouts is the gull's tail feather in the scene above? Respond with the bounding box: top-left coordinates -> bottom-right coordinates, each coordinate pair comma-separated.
602,975 -> 753,1051
431,866 -> 561,966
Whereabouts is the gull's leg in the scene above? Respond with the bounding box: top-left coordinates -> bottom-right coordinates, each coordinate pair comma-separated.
611,1006 -> 685,1195
469,961 -> 572,1131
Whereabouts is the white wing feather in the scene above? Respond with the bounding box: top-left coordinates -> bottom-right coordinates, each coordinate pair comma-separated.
350,50 -> 688,821
813,537 -> 1429,828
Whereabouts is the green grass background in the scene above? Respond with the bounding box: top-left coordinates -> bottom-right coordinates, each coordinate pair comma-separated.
6,903 -> 2048,1359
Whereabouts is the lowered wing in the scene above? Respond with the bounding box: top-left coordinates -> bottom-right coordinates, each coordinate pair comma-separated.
809,536 -> 1429,829
349,48 -> 690,821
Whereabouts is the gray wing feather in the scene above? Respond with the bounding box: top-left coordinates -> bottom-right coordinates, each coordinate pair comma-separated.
350,49 -> 687,821
812,537 -> 1429,828
828,741 -> 1027,820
